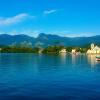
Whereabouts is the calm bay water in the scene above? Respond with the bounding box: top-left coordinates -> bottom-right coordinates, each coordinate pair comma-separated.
0,53 -> 100,100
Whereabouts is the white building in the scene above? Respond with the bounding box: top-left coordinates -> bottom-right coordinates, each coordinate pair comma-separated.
87,43 -> 100,54
72,49 -> 76,54
59,49 -> 67,53
38,48 -> 43,54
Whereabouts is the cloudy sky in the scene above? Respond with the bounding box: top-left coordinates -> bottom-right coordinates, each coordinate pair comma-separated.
0,0 -> 100,37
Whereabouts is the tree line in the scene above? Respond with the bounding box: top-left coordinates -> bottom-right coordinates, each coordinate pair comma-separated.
0,45 -> 89,54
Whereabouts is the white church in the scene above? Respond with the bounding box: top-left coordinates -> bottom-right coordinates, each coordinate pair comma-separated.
87,43 -> 100,54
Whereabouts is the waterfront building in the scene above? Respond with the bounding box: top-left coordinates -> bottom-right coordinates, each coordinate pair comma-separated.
87,43 -> 100,54
72,49 -> 76,54
38,48 -> 43,54
59,49 -> 67,53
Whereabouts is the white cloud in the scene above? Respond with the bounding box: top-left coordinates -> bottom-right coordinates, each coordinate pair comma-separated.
43,10 -> 57,15
63,32 -> 96,37
46,30 -> 97,37
0,13 -> 35,26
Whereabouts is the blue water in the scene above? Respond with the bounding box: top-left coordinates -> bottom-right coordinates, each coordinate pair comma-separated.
0,53 -> 100,100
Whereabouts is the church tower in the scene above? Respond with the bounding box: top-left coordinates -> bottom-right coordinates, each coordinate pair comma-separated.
91,43 -> 94,50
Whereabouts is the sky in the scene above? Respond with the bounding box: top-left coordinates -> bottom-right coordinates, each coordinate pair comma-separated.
0,0 -> 100,37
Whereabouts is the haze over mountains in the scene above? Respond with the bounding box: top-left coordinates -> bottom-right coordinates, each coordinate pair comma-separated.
0,33 -> 100,47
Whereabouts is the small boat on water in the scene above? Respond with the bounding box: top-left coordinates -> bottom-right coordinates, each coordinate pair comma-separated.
96,55 -> 100,61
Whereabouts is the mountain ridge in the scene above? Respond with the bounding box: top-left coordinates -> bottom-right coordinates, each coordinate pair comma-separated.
0,33 -> 100,47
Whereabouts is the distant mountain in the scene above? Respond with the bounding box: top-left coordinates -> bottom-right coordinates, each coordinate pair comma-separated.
0,33 -> 100,47
36,33 -> 100,47
0,34 -> 36,46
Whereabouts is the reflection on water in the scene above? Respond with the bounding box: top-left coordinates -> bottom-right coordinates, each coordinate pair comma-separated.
87,54 -> 98,67
0,53 -> 99,70
72,54 -> 76,65
59,53 -> 67,64
0,53 -> 100,100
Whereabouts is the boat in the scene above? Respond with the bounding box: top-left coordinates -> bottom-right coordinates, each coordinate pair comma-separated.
96,58 -> 100,61
96,55 -> 100,61
96,55 -> 100,58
